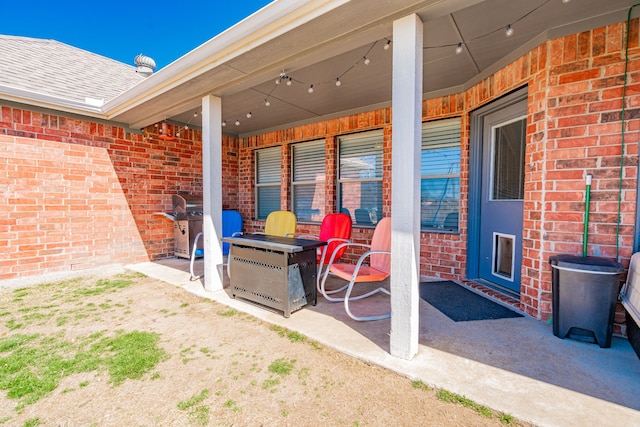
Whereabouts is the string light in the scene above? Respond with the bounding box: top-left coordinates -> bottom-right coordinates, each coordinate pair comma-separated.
424,0 -> 556,51
505,24 -> 514,37
221,39 -> 386,125
181,110 -> 199,132
208,0 -> 564,129
275,71 -> 287,84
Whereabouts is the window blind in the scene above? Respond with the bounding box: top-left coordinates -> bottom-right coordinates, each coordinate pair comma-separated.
255,147 -> 281,220
339,131 -> 383,180
292,140 -> 326,222
421,118 -> 461,232
338,131 -> 384,225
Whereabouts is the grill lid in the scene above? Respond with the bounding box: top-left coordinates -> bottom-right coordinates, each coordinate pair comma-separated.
172,194 -> 203,214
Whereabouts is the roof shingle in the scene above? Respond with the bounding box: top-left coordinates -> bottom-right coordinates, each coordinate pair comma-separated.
0,35 -> 146,104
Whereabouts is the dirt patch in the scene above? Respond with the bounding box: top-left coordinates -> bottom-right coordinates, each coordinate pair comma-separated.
0,272 -> 529,426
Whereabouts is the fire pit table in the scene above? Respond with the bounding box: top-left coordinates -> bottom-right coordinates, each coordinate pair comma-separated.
222,234 -> 326,317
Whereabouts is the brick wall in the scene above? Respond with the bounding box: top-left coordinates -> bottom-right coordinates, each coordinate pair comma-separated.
535,19 -> 640,335
240,109 -> 396,263
2,18 -> 638,335
0,107 -> 226,280
236,19 -> 640,336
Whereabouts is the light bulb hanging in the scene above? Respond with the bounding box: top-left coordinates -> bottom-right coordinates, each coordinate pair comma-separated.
246,112 -> 252,118
234,119 -> 240,126
455,42 -> 463,54
384,40 -> 391,50
308,84 -> 314,93
363,56 -> 370,65
335,77 -> 341,87
222,120 -> 226,127
505,24 -> 514,37
264,99 -> 271,107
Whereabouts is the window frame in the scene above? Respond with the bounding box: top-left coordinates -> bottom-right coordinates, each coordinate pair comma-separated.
420,118 -> 461,233
291,139 -> 326,223
254,146 -> 282,221
337,130 -> 384,227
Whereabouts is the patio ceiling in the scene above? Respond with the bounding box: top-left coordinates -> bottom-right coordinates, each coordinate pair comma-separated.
104,0 -> 640,137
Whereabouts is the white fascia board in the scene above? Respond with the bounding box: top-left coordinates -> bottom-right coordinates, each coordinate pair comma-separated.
102,0 -> 350,119
0,84 -> 104,117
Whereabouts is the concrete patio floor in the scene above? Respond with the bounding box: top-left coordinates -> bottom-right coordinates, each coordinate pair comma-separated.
126,258 -> 636,426
3,258 -> 637,425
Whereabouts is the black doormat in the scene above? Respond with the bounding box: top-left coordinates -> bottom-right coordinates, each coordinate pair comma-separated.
419,281 -> 523,322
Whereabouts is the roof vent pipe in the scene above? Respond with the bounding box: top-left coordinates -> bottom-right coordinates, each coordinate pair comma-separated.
134,54 -> 156,77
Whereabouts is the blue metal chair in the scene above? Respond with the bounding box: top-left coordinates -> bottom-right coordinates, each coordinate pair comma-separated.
190,210 -> 243,280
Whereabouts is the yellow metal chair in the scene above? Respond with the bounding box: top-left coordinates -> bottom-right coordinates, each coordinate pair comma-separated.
263,210 -> 297,237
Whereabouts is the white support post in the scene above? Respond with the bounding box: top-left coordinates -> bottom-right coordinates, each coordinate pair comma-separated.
390,14 -> 423,360
201,95 -> 224,292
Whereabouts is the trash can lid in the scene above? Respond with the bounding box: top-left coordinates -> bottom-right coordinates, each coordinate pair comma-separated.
549,255 -> 624,273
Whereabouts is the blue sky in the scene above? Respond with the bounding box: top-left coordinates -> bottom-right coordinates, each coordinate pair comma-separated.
2,0 -> 272,70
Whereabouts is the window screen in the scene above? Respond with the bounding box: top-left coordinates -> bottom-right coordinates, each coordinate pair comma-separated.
338,131 -> 383,226
255,147 -> 281,220
292,140 -> 326,222
421,118 -> 461,232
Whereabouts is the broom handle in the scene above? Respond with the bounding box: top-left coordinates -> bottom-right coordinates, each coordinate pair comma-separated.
583,174 -> 592,257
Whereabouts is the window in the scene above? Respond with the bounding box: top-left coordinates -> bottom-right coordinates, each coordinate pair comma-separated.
338,131 -> 383,226
491,117 -> 526,200
421,118 -> 461,232
292,140 -> 326,222
255,147 -> 281,220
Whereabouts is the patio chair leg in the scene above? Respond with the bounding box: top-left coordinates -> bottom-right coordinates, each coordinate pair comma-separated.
190,232 -> 203,281
343,279 -> 391,321
318,265 -> 349,302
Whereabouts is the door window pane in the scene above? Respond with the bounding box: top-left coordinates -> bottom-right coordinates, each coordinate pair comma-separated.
492,118 -> 526,200
421,118 -> 461,232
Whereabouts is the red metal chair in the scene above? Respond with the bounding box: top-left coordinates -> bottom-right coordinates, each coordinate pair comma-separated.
296,213 -> 353,288
319,217 -> 391,321
316,212 -> 353,264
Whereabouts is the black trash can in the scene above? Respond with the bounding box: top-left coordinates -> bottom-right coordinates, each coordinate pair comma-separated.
549,255 -> 624,348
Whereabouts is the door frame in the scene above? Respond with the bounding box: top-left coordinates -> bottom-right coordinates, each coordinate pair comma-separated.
467,86 -> 528,293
